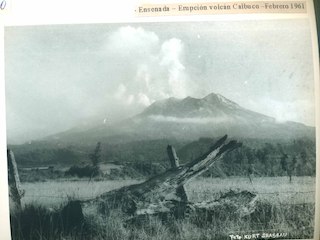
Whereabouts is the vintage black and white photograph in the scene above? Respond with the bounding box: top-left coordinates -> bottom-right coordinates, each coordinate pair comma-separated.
5,20 -> 317,239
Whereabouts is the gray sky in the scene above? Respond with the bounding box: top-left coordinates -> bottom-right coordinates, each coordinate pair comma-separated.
5,20 -> 315,144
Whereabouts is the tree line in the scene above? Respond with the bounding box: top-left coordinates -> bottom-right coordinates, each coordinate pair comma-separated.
11,137 -> 316,181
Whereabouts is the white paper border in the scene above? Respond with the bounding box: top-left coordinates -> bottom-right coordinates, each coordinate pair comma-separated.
0,1 -> 318,240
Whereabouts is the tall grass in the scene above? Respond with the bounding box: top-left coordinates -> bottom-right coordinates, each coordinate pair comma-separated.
11,176 -> 315,240
10,199 -> 315,240
10,200 -> 89,240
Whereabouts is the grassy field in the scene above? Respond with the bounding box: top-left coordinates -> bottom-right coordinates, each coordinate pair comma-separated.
13,176 -> 315,240
21,176 -> 315,207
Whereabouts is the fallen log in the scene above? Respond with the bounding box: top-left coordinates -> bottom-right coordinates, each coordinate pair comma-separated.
192,189 -> 258,223
79,135 -> 256,220
7,135 -> 257,232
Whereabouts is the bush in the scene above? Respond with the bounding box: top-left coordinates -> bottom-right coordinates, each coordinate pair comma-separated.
10,201 -> 86,240
65,165 -> 100,178
104,162 -> 167,180
123,162 -> 167,178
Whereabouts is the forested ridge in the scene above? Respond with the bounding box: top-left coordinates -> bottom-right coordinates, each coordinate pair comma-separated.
9,136 -> 316,178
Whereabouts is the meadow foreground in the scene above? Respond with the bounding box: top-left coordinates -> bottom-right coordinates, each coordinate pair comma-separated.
11,176 -> 315,240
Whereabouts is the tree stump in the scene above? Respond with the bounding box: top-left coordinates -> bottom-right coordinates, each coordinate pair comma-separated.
7,149 -> 24,213
167,145 -> 188,202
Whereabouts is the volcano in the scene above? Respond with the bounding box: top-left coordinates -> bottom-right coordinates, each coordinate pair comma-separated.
46,93 -> 315,143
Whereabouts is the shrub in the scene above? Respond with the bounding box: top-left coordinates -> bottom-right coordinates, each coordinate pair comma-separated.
10,201 -> 86,240
65,165 -> 100,178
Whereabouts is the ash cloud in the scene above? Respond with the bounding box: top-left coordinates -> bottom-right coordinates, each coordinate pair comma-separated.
109,26 -> 192,108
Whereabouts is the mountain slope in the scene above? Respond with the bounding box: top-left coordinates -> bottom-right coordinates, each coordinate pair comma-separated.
46,93 -> 315,144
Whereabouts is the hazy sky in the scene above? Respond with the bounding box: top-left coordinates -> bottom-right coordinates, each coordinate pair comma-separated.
5,20 -> 315,144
